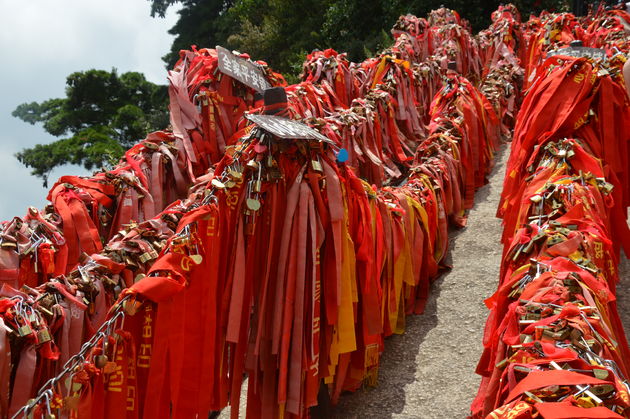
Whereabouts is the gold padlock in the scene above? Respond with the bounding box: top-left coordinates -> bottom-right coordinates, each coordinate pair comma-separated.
25,398 -> 36,419
252,180 -> 262,193
211,178 -> 226,189
575,396 -> 596,408
18,324 -> 33,337
37,329 -> 52,344
590,384 -> 615,397
311,159 -> 323,173
246,198 -> 261,212
228,168 -> 243,180
247,159 -> 259,171
28,311 -> 39,324
269,168 -> 283,180
94,354 -> 108,369
123,299 -> 142,316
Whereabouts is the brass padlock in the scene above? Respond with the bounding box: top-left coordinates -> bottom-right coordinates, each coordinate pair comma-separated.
64,395 -> 81,410
18,324 -> 33,337
252,180 -> 262,193
228,168 -> 243,180
94,354 -> 108,368
211,178 -> 226,189
247,159 -> 259,170
123,298 -> 142,316
28,311 -> 39,324
25,398 -> 36,419
246,198 -> 261,212
37,329 -> 52,344
590,384 -> 615,397
592,369 -> 609,380
520,334 -> 533,344
494,358 -> 508,369
311,159 -> 323,173
575,395 -> 597,408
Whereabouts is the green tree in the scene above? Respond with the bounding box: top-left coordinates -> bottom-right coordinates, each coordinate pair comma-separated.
150,0 -> 568,78
150,0 -> 237,67
13,69 -> 168,186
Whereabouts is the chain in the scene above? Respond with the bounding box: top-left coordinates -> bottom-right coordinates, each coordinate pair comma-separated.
11,295 -> 131,419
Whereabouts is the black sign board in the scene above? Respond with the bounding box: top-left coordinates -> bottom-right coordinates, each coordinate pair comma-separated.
547,46 -> 607,61
245,114 -> 334,144
217,46 -> 272,92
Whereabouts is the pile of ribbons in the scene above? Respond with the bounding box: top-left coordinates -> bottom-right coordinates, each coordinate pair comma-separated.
123,77 -> 498,416
477,4 -> 524,138
0,46 -> 286,293
0,5 -> 526,418
0,49 -> 286,418
170,47 -> 287,167
523,6 -> 630,90
472,6 -> 630,419
0,135 -> 185,286
301,49 -> 360,107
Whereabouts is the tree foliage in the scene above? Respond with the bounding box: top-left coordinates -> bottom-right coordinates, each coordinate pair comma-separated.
13,69 -> 168,186
152,0 -> 568,75
14,1 -> 569,185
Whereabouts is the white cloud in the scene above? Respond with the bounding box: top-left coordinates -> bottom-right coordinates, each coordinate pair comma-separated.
0,0 -> 180,220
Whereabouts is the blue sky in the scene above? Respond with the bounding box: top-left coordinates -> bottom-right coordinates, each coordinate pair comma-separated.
0,0 -> 179,220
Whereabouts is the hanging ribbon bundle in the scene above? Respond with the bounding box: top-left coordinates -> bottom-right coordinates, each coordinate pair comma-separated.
433,24 -> 481,78
481,4 -> 527,69
0,5 -> 526,419
0,131 -> 192,291
168,46 -> 286,169
285,81 -> 345,119
360,53 -> 432,141
427,7 -> 464,27
391,15 -> 432,62
429,70 -> 501,210
301,49 -> 360,107
582,10 -> 630,51
500,54 -> 630,251
0,209 -> 180,417
522,12 -> 584,90
521,8 -> 629,91
477,4 -> 525,137
472,137 -> 630,418
386,15 -> 444,130
113,64 -> 502,417
472,8 -> 630,418
0,46 -> 290,291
